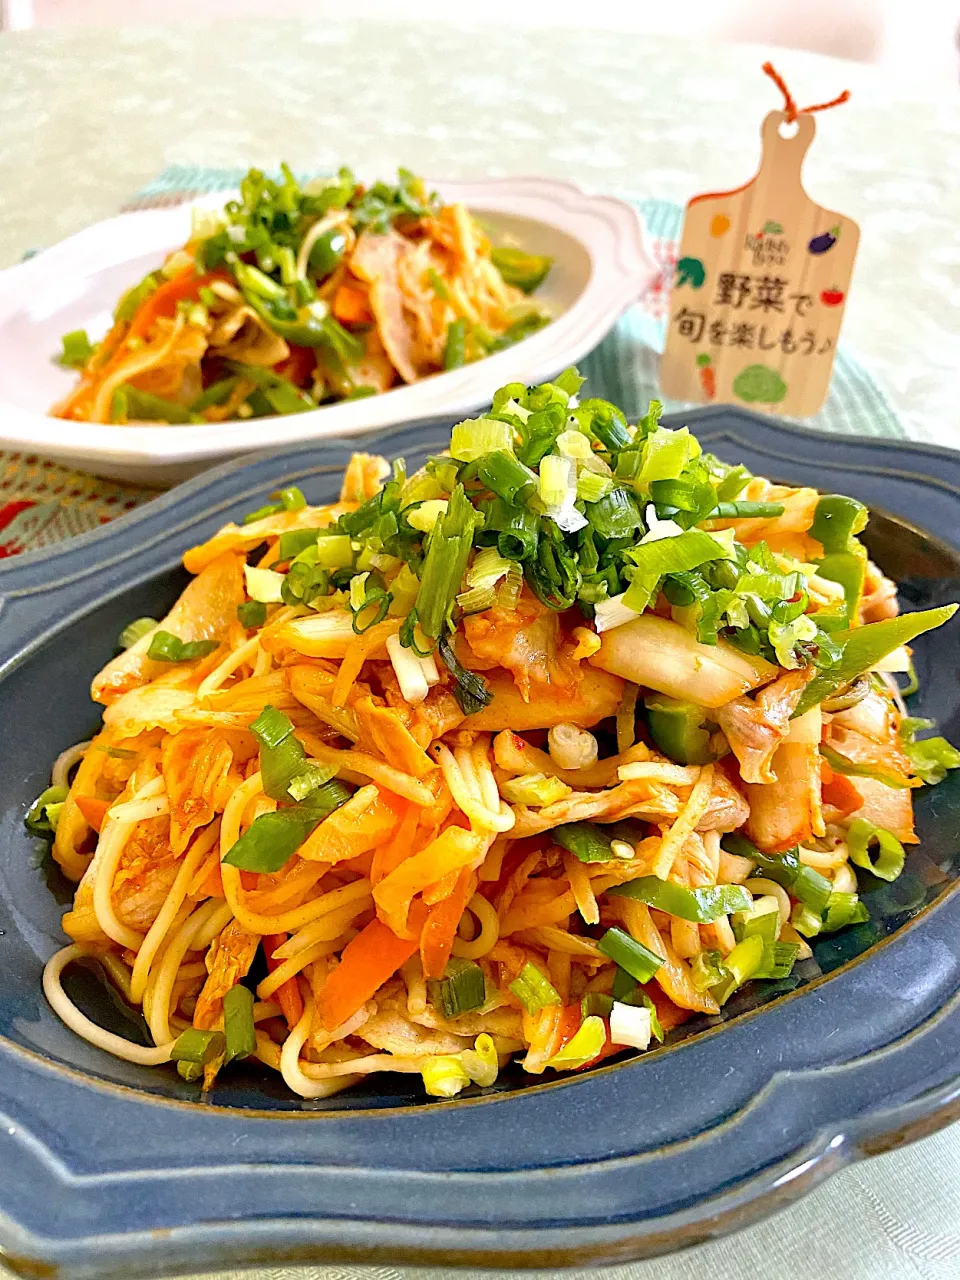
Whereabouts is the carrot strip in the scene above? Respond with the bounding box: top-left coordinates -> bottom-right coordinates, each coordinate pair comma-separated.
94,266 -> 223,388
820,760 -> 863,818
331,617 -> 401,709
420,867 -> 476,979
332,283 -> 373,325
643,983 -> 692,1033
373,826 -> 486,936
263,933 -> 305,1029
370,803 -> 420,885
318,904 -> 426,1030
126,266 -> 204,341
189,856 -> 224,901
75,796 -> 110,833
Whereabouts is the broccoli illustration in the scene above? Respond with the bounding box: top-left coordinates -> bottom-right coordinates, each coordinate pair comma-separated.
675,256 -> 706,289
732,364 -> 788,405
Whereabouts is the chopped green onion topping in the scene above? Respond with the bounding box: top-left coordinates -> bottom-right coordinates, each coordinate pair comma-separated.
223,984 -> 256,1062
450,418 -> 515,463
597,927 -> 663,984
847,818 -> 905,882
222,782 -> 350,872
500,773 -> 572,807
250,705 -> 314,801
821,891 -> 870,932
899,717 -> 960,785
117,617 -> 158,649
244,565 -> 286,603
242,486 -> 308,524
147,631 -> 219,663
432,957 -> 486,1019
754,940 -> 800,980
413,485 -> 480,643
711,500 -> 785,519
171,1028 -> 226,1065
237,600 -> 267,628
437,635 -> 493,716
24,784 -> 69,837
509,962 -> 561,1014
581,992 -> 614,1019
58,329 -> 95,368
710,934 -> 765,1004
547,1015 -> 605,1069
443,318 -> 467,370
721,835 -> 834,914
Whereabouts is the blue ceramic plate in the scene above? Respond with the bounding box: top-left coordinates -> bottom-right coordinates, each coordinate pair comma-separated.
0,408 -> 958,1279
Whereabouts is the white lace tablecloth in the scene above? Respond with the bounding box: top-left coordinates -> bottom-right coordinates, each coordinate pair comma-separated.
0,18 -> 958,1280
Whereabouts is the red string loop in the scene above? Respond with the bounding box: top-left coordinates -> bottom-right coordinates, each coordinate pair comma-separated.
761,61 -> 851,122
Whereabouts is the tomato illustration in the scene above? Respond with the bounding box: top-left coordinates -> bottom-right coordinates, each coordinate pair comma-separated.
820,286 -> 845,307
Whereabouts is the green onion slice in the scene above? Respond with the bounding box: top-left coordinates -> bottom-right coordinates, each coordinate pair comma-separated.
223,984 -> 256,1062
432,958 -> 486,1019
846,818 -> 905,882
899,717 -> 960,786
58,329 -> 95,368
437,635 -> 492,716
117,617 -> 158,649
597,927 -> 663,984
509,962 -> 561,1015
147,631 -> 219,663
547,1015 -> 605,1069
24,784 -> 69,837
170,1028 -> 226,1065
581,992 -> 614,1019
222,782 -> 350,873
237,600 -> 267,628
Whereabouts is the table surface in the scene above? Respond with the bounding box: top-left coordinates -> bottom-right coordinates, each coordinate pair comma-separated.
0,18 -> 958,1280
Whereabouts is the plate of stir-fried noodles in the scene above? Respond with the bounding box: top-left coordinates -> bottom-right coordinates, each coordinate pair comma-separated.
2,374 -> 960,1273
18,367 -> 958,1104
0,171 -> 655,483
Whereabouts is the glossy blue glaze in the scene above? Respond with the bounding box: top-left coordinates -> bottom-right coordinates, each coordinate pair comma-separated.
0,407 -> 958,1278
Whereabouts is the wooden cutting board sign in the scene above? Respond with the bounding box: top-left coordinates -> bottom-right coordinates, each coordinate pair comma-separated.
661,85 -> 858,417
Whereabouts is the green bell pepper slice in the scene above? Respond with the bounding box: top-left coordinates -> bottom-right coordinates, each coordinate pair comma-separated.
243,290 -> 364,358
810,494 -> 868,554
810,494 -> 869,627
645,694 -> 721,765
794,605 -> 957,717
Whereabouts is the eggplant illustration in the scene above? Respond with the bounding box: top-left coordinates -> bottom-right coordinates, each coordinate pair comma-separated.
808,224 -> 840,255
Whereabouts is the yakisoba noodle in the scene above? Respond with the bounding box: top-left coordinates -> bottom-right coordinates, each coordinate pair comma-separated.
33,368 -> 959,1099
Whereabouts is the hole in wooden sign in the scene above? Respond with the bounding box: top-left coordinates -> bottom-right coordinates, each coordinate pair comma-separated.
778,119 -> 800,139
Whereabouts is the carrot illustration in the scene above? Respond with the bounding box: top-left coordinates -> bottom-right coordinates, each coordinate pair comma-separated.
696,352 -> 716,400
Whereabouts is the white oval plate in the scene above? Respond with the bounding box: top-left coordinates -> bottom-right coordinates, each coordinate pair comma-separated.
0,176 -> 657,485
